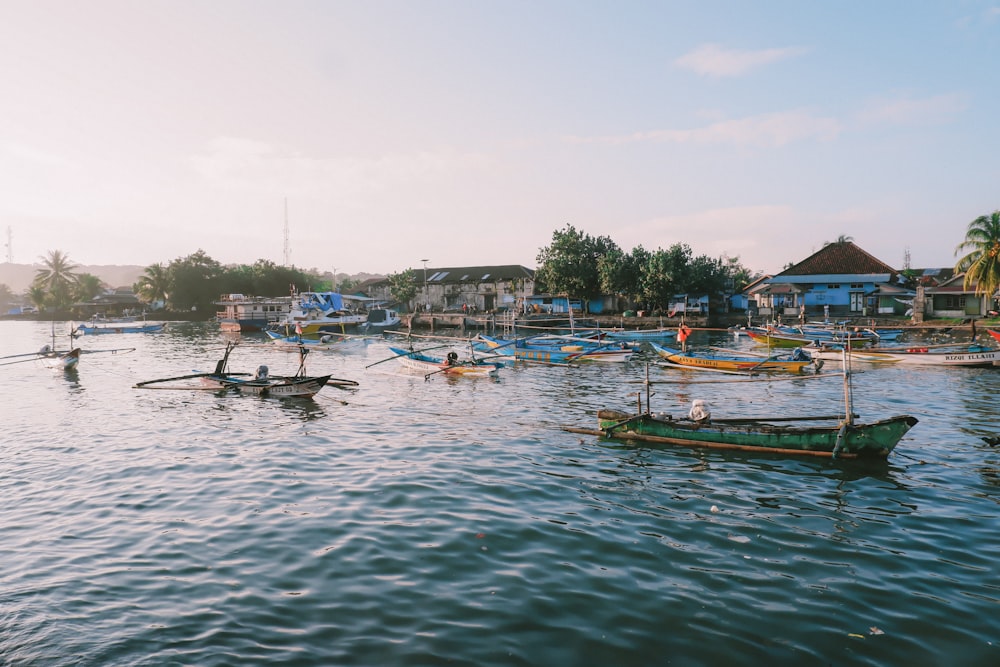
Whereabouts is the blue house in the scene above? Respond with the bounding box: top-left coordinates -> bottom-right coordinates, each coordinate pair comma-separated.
754,241 -> 912,319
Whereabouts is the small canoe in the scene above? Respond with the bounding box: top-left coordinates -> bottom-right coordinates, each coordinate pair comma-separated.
565,409 -> 918,459
73,322 -> 165,335
387,346 -> 501,377
650,342 -> 814,373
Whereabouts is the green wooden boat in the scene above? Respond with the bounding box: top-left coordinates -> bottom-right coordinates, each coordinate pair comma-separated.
565,409 -> 918,459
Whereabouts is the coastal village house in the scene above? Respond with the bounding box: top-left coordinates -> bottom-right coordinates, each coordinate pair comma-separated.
751,241 -> 914,320
367,265 -> 535,313
921,272 -> 998,319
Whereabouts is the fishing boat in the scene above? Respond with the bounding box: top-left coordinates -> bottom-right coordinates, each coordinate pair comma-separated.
214,293 -> 293,332
264,329 -> 351,351
826,343 -> 999,367
987,328 -> 1000,344
649,342 -> 817,373
360,307 -> 402,334
746,326 -> 877,348
475,334 -> 634,364
602,327 -> 677,342
564,348 -> 918,459
135,343 -> 358,397
564,408 -> 917,459
38,345 -> 82,370
385,345 -> 502,378
72,320 -> 166,335
268,291 -> 367,336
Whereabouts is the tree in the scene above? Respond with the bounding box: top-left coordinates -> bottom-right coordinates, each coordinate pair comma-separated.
639,244 -> 692,310
599,245 -> 649,307
73,273 -> 106,302
33,249 -> 79,310
135,263 -> 172,308
167,250 -> 223,313
954,210 -> 1000,302
0,283 -> 14,312
824,234 -> 854,246
387,269 -> 417,310
27,284 -> 48,310
535,225 -> 620,308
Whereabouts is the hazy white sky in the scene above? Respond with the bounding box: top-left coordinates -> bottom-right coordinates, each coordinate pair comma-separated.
2,0 -> 998,275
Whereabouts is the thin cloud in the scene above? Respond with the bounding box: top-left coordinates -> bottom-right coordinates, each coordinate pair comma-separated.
190,137 -> 488,198
674,43 -> 807,77
856,92 -> 968,126
565,110 -> 841,147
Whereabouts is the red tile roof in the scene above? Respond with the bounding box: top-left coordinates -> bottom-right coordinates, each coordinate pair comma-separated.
776,242 -> 898,277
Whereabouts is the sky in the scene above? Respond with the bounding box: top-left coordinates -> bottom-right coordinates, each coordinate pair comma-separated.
2,1 -> 998,277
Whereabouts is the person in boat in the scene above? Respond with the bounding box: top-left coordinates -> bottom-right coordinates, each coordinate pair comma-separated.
444,351 -> 459,366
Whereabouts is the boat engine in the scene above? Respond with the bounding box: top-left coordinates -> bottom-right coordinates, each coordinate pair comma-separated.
255,365 -> 269,380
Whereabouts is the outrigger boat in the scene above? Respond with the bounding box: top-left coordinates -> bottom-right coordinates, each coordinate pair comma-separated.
650,342 -> 817,373
72,320 -> 165,335
0,326 -> 134,371
135,342 -> 358,397
474,334 -> 634,364
383,345 -> 502,378
807,342 -> 1000,367
564,351 -> 918,459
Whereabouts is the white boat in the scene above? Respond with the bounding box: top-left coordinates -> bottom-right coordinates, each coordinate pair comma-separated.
361,307 -> 401,334
268,291 -> 366,336
807,342 -> 1000,367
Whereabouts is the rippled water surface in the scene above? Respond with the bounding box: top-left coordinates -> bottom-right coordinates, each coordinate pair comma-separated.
1,321 -> 999,666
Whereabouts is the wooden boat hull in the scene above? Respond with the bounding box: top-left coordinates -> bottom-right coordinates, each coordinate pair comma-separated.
75,323 -> 165,334
204,374 -> 332,398
810,343 -> 999,366
746,329 -> 875,348
650,342 -> 812,373
568,410 -> 918,459
41,347 -> 81,370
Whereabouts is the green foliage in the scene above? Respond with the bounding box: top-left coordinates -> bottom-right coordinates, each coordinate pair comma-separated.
73,273 -> 106,302
217,259 -> 313,298
134,263 -> 171,307
535,224 -> 620,301
387,269 -> 417,310
955,210 -> 1000,300
537,227 -> 759,312
32,249 -> 79,310
166,250 -> 223,312
0,283 -> 14,311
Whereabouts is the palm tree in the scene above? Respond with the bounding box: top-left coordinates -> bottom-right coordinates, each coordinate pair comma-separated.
74,273 -> 107,302
134,263 -> 171,309
823,234 -> 854,246
954,210 -> 1000,303
33,249 -> 78,310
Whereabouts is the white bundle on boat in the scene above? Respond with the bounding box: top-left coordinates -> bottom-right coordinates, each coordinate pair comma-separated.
689,399 -> 711,422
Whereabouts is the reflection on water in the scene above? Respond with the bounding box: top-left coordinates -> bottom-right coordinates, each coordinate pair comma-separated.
2,320 -> 1000,665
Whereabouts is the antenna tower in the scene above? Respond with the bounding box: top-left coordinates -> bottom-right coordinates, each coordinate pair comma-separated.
903,246 -> 911,271
3,226 -> 11,263
282,198 -> 291,266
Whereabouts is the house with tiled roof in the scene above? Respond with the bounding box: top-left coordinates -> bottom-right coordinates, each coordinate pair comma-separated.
367,265 -> 535,312
754,242 -> 913,319
921,273 -> 997,319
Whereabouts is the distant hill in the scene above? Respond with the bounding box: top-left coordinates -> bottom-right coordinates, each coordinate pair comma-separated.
0,264 -> 146,293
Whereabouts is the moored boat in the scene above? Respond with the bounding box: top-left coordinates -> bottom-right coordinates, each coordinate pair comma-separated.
650,342 -> 816,373
135,343 -> 358,397
564,408 -> 917,459
806,340 -> 1000,367
73,321 -> 166,335
268,291 -> 367,335
214,293 -> 293,332
385,346 -> 502,377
